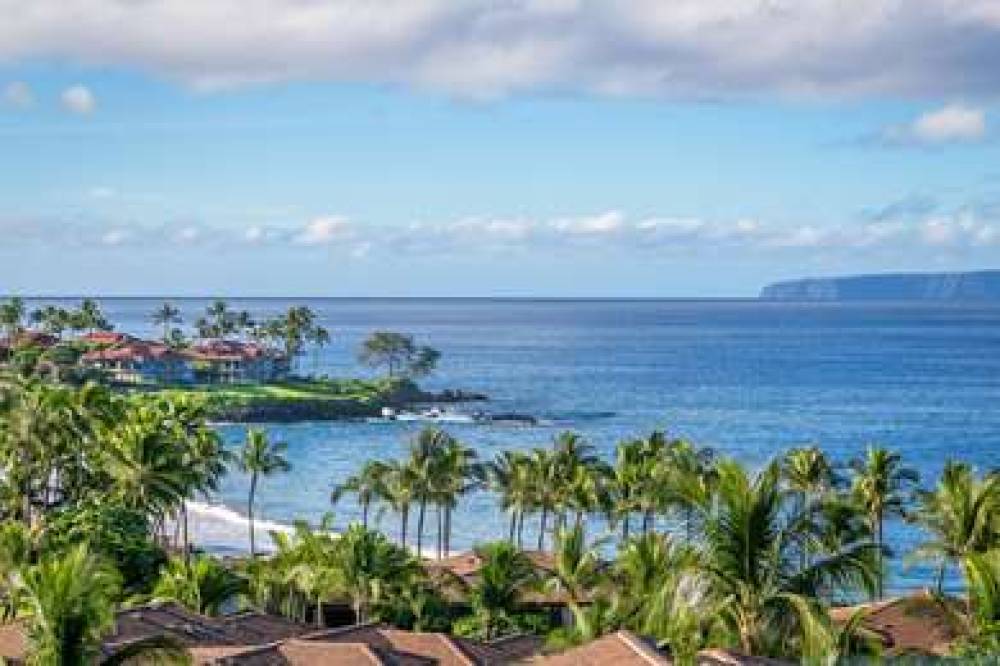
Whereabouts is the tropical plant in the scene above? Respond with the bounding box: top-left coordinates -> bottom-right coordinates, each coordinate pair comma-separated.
850,445 -> 919,599
912,461 -> 1000,592
331,460 -> 389,529
358,330 -> 440,378
151,302 -> 182,342
14,544 -> 121,666
238,429 -> 290,557
463,541 -> 538,640
699,458 -> 877,657
152,555 -> 247,616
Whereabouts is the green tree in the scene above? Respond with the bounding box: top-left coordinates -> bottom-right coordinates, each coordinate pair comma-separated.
14,544 -> 121,666
152,555 -> 247,616
464,541 -> 537,640
849,446 -> 919,599
700,459 -> 877,656
0,297 -> 26,339
238,429 -> 290,557
358,330 -> 440,378
151,302 -> 182,342
331,460 -> 389,530
912,461 -> 1000,592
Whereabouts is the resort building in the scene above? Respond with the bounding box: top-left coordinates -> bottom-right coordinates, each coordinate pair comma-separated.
185,340 -> 290,385
81,341 -> 194,385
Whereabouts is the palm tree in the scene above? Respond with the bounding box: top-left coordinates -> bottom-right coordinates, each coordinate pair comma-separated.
700,458 -> 877,656
955,549 -> 1000,654
330,524 -> 419,623
331,460 -> 389,529
0,297 -> 26,339
912,461 -> 1000,592
382,460 -> 416,549
544,525 -> 605,630
465,541 -> 537,640
434,436 -> 481,557
152,555 -> 247,616
407,427 -> 449,556
14,544 -> 121,666
488,450 -> 533,546
238,429 -> 291,557
849,445 -> 919,599
151,302 -> 182,342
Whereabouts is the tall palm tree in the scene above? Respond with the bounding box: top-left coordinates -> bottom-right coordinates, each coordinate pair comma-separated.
849,445 -> 919,599
407,427 -> 449,556
331,460 -> 389,529
151,302 -> 182,342
912,461 -> 1000,592
152,555 -> 247,616
955,549 -> 1000,654
238,429 -> 291,557
488,450 -> 533,546
435,436 -> 481,557
383,460 -> 416,549
700,458 -> 877,656
0,297 -> 26,339
14,544 -> 121,666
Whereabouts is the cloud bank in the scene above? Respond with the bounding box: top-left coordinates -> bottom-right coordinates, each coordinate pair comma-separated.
882,103 -> 988,145
4,208 -> 998,262
2,1 -> 1000,99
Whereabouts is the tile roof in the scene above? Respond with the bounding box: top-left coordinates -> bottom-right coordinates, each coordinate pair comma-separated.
535,631 -> 670,665
188,340 -> 276,361
81,331 -> 134,345
81,341 -> 179,363
828,591 -> 959,657
302,623 -> 503,665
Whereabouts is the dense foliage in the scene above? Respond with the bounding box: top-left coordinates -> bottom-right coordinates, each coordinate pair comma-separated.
0,376 -> 998,664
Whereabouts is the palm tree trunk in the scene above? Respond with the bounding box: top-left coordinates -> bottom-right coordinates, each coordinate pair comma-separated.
436,505 -> 443,559
538,506 -> 548,551
517,510 -> 525,549
401,504 -> 409,548
248,474 -> 258,557
622,513 -> 630,542
362,499 -> 369,530
876,515 -> 884,600
315,597 -> 324,628
508,511 -> 517,543
182,503 -> 190,564
417,499 -> 426,556
445,505 -> 452,555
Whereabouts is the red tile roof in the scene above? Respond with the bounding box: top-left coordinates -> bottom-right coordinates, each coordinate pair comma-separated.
188,341 -> 276,361
81,341 -> 179,363
537,631 -> 670,665
81,331 -> 134,345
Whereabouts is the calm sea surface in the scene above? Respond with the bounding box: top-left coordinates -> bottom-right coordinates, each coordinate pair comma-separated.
26,298 -> 1000,593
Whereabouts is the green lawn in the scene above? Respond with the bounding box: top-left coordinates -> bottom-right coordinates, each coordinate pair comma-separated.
157,377 -> 396,405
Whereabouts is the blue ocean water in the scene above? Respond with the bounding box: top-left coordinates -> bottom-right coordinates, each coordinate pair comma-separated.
26,298 -> 1000,593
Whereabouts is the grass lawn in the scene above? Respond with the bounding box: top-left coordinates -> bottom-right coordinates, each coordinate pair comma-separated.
157,377 -> 395,405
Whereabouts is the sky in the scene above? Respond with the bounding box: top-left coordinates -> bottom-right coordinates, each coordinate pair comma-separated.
1,1 -> 999,297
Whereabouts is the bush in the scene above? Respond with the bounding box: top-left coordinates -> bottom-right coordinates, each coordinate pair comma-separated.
42,500 -> 167,594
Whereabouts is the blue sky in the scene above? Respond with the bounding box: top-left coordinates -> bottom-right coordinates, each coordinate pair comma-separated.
1,2 -> 999,296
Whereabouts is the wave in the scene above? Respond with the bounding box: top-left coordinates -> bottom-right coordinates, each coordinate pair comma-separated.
178,500 -> 455,559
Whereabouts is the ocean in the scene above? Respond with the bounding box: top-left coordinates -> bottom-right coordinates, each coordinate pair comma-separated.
24,297 -> 1000,593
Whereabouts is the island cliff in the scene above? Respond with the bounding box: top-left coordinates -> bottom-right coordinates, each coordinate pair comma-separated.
760,270 -> 1000,301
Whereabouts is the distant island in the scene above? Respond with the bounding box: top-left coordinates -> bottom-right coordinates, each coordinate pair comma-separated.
760,270 -> 1000,301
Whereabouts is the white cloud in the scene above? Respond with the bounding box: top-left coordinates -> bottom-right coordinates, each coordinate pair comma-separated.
2,2 -> 1000,99
60,84 -> 96,114
912,104 -> 986,142
292,216 -> 353,245
2,81 -> 34,108
883,104 -> 988,145
549,211 -> 624,236
100,229 -> 129,246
